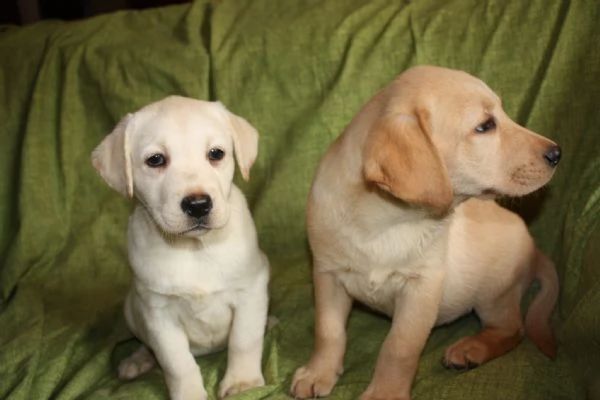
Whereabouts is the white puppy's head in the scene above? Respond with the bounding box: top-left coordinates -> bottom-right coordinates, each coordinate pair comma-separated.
92,96 -> 258,237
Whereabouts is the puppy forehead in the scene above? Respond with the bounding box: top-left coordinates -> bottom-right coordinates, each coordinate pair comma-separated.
413,67 -> 497,93
134,101 -> 230,147
433,71 -> 500,107
391,67 -> 502,113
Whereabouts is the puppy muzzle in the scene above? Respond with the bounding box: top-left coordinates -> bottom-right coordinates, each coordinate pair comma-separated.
181,194 -> 213,219
178,194 -> 214,235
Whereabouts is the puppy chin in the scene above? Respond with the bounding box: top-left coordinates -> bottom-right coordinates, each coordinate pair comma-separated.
482,180 -> 549,199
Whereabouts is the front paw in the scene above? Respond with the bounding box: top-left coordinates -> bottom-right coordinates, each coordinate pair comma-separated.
359,385 -> 411,400
167,374 -> 208,400
290,364 -> 340,398
218,373 -> 265,399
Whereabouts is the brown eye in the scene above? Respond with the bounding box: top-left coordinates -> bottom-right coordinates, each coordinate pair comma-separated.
475,117 -> 496,133
208,148 -> 225,162
146,153 -> 167,167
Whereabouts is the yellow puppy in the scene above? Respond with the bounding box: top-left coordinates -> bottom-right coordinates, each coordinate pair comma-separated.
292,66 -> 560,400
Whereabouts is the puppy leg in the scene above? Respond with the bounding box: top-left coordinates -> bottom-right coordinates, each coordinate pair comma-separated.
218,275 -> 268,399
148,324 -> 207,400
291,268 -> 353,398
118,345 -> 156,380
360,271 -> 444,400
443,289 -> 524,370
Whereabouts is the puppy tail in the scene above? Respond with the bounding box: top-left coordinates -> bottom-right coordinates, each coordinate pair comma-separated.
525,248 -> 559,359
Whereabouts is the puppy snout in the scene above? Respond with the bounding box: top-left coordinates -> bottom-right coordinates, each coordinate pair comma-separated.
181,194 -> 213,219
543,145 -> 561,167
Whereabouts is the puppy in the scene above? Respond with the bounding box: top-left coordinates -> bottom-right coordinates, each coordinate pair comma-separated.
92,96 -> 269,400
291,66 -> 561,400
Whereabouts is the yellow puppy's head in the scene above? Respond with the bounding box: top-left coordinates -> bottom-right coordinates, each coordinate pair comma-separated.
363,66 -> 560,214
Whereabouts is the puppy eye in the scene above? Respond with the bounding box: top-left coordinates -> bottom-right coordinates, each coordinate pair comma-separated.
145,153 -> 167,168
475,117 -> 496,133
207,148 -> 225,162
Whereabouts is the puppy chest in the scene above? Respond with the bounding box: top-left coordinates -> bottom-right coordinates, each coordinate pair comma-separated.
337,269 -> 413,316
132,248 -> 239,296
178,294 -> 234,355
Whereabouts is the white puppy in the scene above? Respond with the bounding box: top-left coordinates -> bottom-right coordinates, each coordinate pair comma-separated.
92,96 -> 269,400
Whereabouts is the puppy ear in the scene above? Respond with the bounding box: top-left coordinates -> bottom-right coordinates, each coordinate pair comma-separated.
91,114 -> 134,198
216,103 -> 259,181
363,112 -> 453,214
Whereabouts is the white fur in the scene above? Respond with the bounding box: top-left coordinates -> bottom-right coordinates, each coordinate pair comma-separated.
92,96 -> 269,400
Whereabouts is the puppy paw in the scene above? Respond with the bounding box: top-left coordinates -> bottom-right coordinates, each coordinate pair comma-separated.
290,365 -> 340,398
442,336 -> 488,370
118,346 -> 156,380
360,392 -> 410,400
167,374 -> 208,400
218,374 -> 264,398
173,386 -> 207,400
358,380 -> 411,400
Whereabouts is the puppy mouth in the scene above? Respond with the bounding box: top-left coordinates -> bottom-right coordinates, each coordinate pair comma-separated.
481,188 -> 503,197
179,223 -> 211,235
138,199 -> 213,236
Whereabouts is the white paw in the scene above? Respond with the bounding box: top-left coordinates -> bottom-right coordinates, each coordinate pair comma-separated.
168,376 -> 208,400
218,374 -> 265,398
117,346 -> 156,380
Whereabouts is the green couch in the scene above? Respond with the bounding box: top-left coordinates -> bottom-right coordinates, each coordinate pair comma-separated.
1,0 -> 599,399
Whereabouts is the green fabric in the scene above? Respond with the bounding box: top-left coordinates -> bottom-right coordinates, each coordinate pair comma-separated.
1,0 -> 599,399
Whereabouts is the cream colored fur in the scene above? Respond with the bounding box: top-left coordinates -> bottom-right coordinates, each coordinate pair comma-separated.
291,66 -> 560,400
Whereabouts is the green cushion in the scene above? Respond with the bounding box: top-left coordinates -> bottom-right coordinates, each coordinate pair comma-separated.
1,0 -> 599,399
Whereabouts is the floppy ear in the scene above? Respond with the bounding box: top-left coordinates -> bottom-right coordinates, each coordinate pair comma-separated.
362,112 -> 453,214
217,103 -> 259,181
91,114 -> 134,198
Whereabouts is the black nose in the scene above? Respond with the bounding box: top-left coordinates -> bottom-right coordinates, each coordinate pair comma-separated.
543,145 -> 562,167
180,194 -> 212,219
